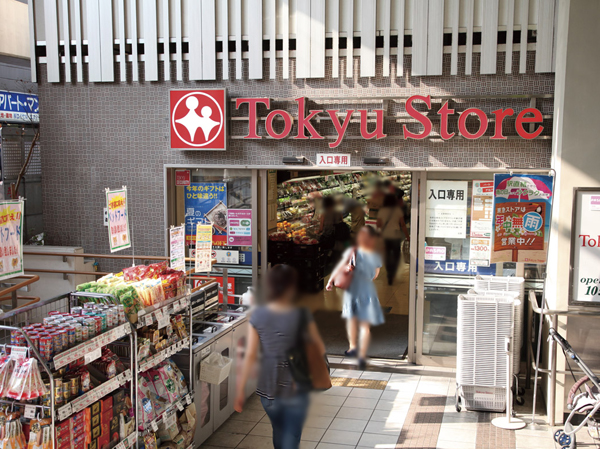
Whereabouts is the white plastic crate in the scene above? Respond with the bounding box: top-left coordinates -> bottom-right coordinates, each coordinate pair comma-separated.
474,275 -> 525,374
456,294 -> 515,412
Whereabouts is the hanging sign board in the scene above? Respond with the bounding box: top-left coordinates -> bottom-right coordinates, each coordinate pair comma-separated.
184,182 -> 227,246
491,174 -> 553,264
469,180 -> 494,266
227,209 -> 252,246
106,187 -> 131,253
425,181 -> 468,239
0,200 -> 24,281
169,226 -> 185,272
570,189 -> 600,305
194,224 -> 213,272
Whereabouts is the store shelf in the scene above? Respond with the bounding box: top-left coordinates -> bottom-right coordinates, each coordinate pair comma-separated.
56,369 -> 132,421
115,431 -> 138,449
142,392 -> 194,432
52,322 -> 132,370
138,339 -> 188,373
137,295 -> 190,329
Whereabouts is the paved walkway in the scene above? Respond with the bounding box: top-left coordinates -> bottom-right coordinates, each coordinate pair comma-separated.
203,362 -> 559,449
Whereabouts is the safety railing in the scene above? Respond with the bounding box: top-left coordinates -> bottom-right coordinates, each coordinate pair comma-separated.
528,290 -> 600,426
0,275 -> 41,318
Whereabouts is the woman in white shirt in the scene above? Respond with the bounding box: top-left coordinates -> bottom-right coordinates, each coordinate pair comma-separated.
377,194 -> 409,285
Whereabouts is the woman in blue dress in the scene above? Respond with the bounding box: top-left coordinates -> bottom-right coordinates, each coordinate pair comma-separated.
326,225 -> 384,369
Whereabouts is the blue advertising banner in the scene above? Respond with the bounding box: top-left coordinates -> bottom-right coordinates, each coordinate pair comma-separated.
491,174 -> 554,264
424,259 -> 496,276
0,91 -> 39,123
184,182 -> 227,246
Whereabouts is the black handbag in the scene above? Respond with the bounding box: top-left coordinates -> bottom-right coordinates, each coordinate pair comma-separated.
286,308 -> 331,391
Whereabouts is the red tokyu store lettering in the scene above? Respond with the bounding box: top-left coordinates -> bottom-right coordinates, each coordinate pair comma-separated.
579,235 -> 600,247
235,95 -> 544,147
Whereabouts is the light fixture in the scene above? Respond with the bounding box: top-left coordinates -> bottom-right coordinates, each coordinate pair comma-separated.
282,156 -> 306,164
363,157 -> 390,165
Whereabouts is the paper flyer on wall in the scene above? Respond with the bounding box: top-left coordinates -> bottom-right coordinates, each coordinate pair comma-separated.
227,209 -> 252,246
491,174 -> 554,264
194,223 -> 213,273
469,180 -> 494,266
169,226 -> 186,272
0,200 -> 24,281
106,187 -> 131,253
425,181 -> 468,239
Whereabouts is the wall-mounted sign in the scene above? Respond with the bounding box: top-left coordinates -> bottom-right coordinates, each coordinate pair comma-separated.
316,154 -> 351,167
170,89 -> 226,150
227,209 -> 252,246
213,249 -> 239,264
469,180 -> 494,267
175,170 -> 191,186
0,200 -> 24,281
169,226 -> 185,272
106,187 -> 131,253
184,183 -> 227,246
235,96 -> 545,148
570,189 -> 600,305
491,174 -> 554,264
425,181 -> 468,239
0,91 -> 39,123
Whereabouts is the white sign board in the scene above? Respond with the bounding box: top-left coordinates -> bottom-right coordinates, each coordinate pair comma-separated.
425,181 -> 468,239
169,226 -> 186,272
213,249 -> 239,264
571,190 -> 600,304
425,246 -> 446,261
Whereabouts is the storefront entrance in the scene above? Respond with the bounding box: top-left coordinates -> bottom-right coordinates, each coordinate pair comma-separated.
164,166 -> 548,368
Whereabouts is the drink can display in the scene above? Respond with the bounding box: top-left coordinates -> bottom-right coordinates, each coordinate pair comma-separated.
83,302 -> 95,309
72,323 -> 82,343
48,311 -> 61,316
65,326 -> 76,347
92,316 -> 103,333
54,378 -> 63,406
80,322 -> 89,341
69,377 -> 79,397
41,383 -> 51,407
28,334 -> 40,351
39,335 -> 52,361
58,329 -> 68,350
49,332 -> 62,355
71,306 -> 83,315
62,380 -> 71,403
84,319 -> 96,338
31,323 -> 44,329
10,330 -> 19,345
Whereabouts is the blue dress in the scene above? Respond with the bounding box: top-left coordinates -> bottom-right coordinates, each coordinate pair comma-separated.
342,248 -> 385,326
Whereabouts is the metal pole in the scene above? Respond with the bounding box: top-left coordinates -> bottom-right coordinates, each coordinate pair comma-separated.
549,314 -> 558,426
531,296 -> 547,425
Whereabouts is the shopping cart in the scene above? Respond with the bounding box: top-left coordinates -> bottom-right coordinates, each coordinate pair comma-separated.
550,328 -> 600,449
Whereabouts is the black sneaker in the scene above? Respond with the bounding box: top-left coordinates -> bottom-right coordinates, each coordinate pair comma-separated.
358,358 -> 367,370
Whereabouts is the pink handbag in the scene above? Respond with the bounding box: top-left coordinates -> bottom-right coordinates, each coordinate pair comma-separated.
333,249 -> 356,290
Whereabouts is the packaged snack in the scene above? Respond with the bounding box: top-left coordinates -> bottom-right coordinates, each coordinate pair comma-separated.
6,357 -> 48,400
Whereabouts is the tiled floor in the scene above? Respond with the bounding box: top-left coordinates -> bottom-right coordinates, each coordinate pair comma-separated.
203,365 -> 559,449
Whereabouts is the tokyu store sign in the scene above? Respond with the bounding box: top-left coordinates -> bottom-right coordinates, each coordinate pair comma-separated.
170,91 -> 546,150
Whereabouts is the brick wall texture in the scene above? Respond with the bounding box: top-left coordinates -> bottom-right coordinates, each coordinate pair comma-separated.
37,52 -> 554,263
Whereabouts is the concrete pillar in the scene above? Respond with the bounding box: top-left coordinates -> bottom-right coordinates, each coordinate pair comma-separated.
547,0 -> 600,425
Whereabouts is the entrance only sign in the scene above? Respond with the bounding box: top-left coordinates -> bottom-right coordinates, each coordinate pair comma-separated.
235,95 -> 544,148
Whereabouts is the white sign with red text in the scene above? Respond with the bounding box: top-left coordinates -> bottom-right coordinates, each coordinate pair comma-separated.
571,191 -> 600,304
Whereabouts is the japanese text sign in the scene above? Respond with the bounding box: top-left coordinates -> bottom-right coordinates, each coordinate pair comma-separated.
169,226 -> 185,272
184,182 -> 227,246
0,91 -> 39,123
469,180 -> 494,267
227,209 -> 252,246
0,200 -> 23,281
175,170 -> 191,186
106,188 -> 131,253
425,181 -> 468,239
195,224 -> 213,273
570,190 -> 600,304
491,174 -> 554,264
316,154 -> 351,167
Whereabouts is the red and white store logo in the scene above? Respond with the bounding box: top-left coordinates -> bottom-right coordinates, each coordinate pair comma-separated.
170,89 -> 226,150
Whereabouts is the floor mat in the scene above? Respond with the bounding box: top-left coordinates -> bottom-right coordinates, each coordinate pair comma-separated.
314,310 -> 409,359
330,377 -> 388,390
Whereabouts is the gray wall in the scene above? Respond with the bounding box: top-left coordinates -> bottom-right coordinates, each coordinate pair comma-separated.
36,53 -> 554,267
0,55 -> 35,93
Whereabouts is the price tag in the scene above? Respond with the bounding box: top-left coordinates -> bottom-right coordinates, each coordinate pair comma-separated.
181,297 -> 189,308
24,405 -> 36,419
57,404 -> 72,421
150,420 -> 158,432
174,300 -> 182,312
84,347 -> 102,364
11,346 -> 28,358
115,443 -> 125,449
157,315 -> 170,330
185,394 -> 192,405
127,433 -> 137,446
143,313 -> 153,327
164,411 -> 177,429
176,401 -> 184,411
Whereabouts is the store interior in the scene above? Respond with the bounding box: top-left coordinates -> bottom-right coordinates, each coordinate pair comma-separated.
267,170 -> 412,360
